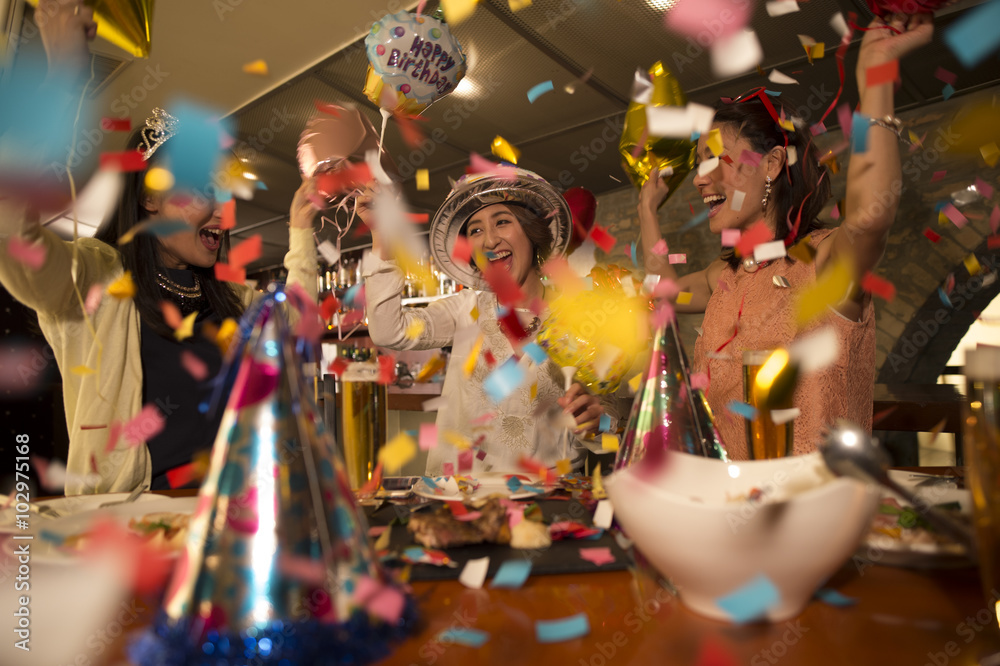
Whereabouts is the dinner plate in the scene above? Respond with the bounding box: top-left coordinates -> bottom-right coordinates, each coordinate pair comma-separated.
9,494 -> 198,564
858,470 -> 973,569
0,492 -> 166,534
412,474 -> 545,501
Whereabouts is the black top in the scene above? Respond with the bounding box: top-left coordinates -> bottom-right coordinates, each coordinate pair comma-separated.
140,268 -> 225,490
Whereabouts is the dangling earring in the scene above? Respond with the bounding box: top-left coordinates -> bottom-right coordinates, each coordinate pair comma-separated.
761,176 -> 772,214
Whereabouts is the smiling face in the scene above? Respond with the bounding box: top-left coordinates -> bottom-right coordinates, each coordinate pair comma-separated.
464,203 -> 536,288
146,189 -> 224,269
693,123 -> 784,235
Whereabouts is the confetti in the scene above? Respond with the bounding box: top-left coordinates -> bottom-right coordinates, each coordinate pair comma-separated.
491,135 -> 521,164
975,177 -> 994,199
814,588 -> 857,607
589,224 -> 616,253
579,547 -> 616,566
668,253 -> 687,264
991,205 -> 1000,234
934,67 -> 957,86
865,60 -> 899,87
753,240 -> 786,262
121,404 -> 165,446
438,627 -> 490,647
483,359 -> 526,402
173,311 -> 197,342
768,69 -> 798,85
415,168 -> 429,190
943,0 -> 1000,69
765,0 -> 798,16
721,228 -> 741,246
942,84 -> 956,101
795,256 -> 852,326
180,350 -> 208,380
241,59 -> 269,76
228,234 -> 262,268
706,128 -> 724,157
107,271 -> 136,299
861,273 -> 896,302
851,112 -> 870,153
981,142 -> 1000,168
716,575 -> 781,624
6,236 -> 46,270
923,228 -> 941,243
698,157 -> 720,177
941,203 -> 969,229
379,433 -> 417,472
727,401 -> 757,420
99,150 -> 146,172
965,254 -> 982,276
535,613 -> 590,643
214,263 -> 246,283
601,434 -> 619,452
441,0 -> 479,24
736,220 -> 772,257
527,80 -> 555,103
100,117 -> 131,132
770,408 -> 800,424
711,29 -> 763,78
405,319 -> 426,340
675,292 -> 693,305
646,103 -> 716,138
490,559 -> 532,589
739,150 -> 762,167
353,576 -> 405,623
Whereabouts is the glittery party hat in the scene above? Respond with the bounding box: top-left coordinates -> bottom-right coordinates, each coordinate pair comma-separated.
130,293 -> 416,666
614,319 -> 728,473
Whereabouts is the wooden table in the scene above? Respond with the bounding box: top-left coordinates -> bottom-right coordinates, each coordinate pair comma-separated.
90,474 -> 998,666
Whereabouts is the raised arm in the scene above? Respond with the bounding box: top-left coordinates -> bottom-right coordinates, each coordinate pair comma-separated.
817,14 -> 933,320
637,167 -> 715,313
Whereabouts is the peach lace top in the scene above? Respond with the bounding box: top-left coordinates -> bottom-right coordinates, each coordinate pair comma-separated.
692,229 -> 876,461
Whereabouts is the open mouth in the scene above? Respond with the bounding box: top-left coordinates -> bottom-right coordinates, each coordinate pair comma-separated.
488,250 -> 513,270
703,194 -> 727,218
199,227 -> 221,252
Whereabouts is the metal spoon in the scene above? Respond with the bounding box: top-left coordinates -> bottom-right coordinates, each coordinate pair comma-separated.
819,420 -> 977,558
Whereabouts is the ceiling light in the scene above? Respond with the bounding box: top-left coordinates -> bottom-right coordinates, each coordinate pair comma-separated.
243,171 -> 258,181
646,0 -> 678,10
453,77 -> 475,97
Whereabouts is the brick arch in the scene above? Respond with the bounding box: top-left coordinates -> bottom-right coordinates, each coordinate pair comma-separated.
878,236 -> 1000,383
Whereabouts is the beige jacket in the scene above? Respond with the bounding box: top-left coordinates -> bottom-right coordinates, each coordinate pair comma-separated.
0,208 -> 317,495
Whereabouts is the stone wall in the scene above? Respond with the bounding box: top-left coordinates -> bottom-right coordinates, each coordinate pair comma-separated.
590,86 -> 1000,378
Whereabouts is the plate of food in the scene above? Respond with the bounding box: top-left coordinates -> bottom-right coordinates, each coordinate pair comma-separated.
15,494 -> 198,563
859,470 -> 973,569
411,474 -> 545,501
0,492 -> 168,534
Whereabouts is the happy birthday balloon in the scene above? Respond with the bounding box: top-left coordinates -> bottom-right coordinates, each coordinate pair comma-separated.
29,0 -> 156,58
619,62 -> 695,202
364,10 -> 467,116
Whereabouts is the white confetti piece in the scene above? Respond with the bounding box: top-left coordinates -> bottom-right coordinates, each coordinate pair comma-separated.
768,69 -> 799,85
698,157 -> 720,177
830,12 -> 850,39
459,557 -> 490,589
317,240 -> 340,266
754,240 -> 787,262
788,326 -> 839,373
766,0 -> 799,16
593,499 -> 614,529
730,190 -> 746,212
711,29 -> 764,78
770,408 -> 801,424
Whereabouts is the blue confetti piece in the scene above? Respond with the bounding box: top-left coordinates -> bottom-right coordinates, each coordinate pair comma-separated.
934,201 -> 948,212
716,574 -> 781,624
404,546 -> 427,561
814,588 -> 858,607
764,89 -> 782,97
851,112 -> 870,154
680,208 -> 709,230
344,283 -> 363,308
506,476 -> 523,492
599,414 -> 612,432
490,559 -> 532,589
421,475 -> 439,489
938,287 -> 953,308
256,180 -> 268,190
689,131 -> 701,142
483,358 -> 526,403
727,400 -> 757,420
943,0 -> 1000,69
164,99 -> 232,191
535,613 -> 590,643
438,628 -> 490,647
39,530 -> 64,544
942,84 -> 956,101
522,342 -> 548,364
527,80 -> 555,103
630,241 -> 638,267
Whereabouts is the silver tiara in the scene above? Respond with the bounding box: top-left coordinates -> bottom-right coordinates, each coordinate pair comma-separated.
140,108 -> 179,160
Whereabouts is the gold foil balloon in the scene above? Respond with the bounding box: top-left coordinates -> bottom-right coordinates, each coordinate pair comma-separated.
363,10 -> 467,115
619,62 -> 696,200
29,0 -> 156,58
537,279 -> 647,395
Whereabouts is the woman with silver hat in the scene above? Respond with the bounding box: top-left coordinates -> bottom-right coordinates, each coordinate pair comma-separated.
363,168 -> 623,474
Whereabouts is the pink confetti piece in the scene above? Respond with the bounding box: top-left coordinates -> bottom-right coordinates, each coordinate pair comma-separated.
668,253 -> 686,264
690,372 -> 709,390
307,193 -> 327,210
976,177 -> 994,199
180,350 -> 208,381
121,404 -> 165,447
84,283 -> 104,314
721,229 -> 740,247
6,236 -> 46,270
650,302 -> 675,327
991,205 -> 1000,234
934,66 -> 957,86
931,170 -> 947,182
739,150 -> 762,167
650,239 -> 669,255
837,104 -> 852,139
353,576 -> 405,623
831,203 -> 841,220
941,202 -> 969,229
652,277 -> 681,300
419,423 -> 438,451
454,511 -> 484,522
468,152 -> 518,180
277,554 -> 328,585
579,547 -> 616,566
810,122 -> 827,136
458,449 -> 474,472
443,462 -> 455,476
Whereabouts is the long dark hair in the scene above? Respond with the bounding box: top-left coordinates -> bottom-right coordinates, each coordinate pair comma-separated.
460,202 -> 554,269
94,127 -> 244,337
713,92 -> 832,263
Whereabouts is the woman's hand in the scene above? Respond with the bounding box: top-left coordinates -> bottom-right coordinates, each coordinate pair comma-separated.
558,383 -> 604,436
289,177 -> 321,229
36,0 -> 97,82
637,166 -> 671,214
856,14 -> 933,90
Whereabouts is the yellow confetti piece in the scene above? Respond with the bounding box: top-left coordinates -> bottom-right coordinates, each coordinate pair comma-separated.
795,255 -> 853,327
415,168 -> 429,191
470,304 -> 479,321
440,0 -> 478,24
556,458 -> 572,476
808,43 -> 825,60
464,334 -> 483,377
395,246 -> 437,296
530,382 -> 537,400
144,167 -> 174,192
242,59 -> 269,76
982,142 -> 1000,168
676,292 -> 692,305
592,465 -> 606,499
779,118 -> 795,132
70,365 -> 95,376
628,372 -> 643,394
374,525 -> 392,551
939,211 -> 950,225
472,249 -> 488,272
908,130 -> 923,147
601,434 -> 619,452
106,271 -> 135,299
491,135 -> 521,164
405,319 -> 426,340
706,128 -> 724,157
414,353 -> 446,382
216,318 -> 239,355
509,0 -> 531,8
443,430 -> 471,450
965,254 -> 982,276
379,433 -> 417,473
174,311 -> 197,342
787,237 -> 817,264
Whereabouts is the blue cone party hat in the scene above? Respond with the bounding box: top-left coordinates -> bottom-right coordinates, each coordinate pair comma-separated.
615,318 -> 727,472
130,290 -> 417,666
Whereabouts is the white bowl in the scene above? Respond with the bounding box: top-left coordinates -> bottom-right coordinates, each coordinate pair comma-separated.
606,452 -> 879,622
